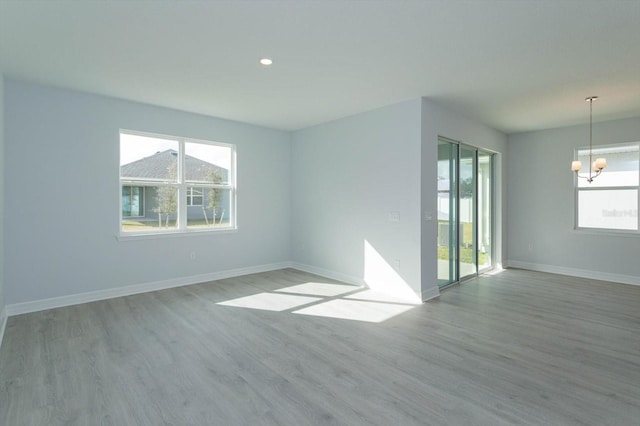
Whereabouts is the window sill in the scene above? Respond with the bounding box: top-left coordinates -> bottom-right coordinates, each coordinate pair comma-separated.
570,228 -> 639,238
116,227 -> 238,241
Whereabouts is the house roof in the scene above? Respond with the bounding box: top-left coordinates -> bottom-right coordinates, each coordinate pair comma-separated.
121,150 -> 228,183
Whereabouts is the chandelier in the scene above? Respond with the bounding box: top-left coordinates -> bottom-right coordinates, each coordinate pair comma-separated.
571,96 -> 606,183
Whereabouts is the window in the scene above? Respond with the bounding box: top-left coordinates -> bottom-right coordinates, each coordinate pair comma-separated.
119,131 -> 236,234
575,143 -> 639,231
187,187 -> 203,206
122,186 -> 145,217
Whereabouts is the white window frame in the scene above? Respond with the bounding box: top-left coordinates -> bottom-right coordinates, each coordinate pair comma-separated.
574,142 -> 640,234
119,130 -> 237,237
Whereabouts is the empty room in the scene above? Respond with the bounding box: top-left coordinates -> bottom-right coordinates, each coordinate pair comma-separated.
0,1 -> 639,425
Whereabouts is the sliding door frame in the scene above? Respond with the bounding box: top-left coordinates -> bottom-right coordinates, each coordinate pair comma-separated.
437,136 -> 496,290
458,142 -> 478,282
477,150 -> 495,275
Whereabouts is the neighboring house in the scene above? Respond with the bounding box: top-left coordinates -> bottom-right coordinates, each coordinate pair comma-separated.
120,149 -> 229,223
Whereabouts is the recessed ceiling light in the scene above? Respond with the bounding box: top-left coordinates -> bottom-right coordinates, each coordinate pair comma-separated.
259,58 -> 273,66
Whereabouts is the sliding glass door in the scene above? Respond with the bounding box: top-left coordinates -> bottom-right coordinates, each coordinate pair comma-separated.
459,146 -> 477,280
477,151 -> 493,271
437,137 -> 494,288
437,140 -> 458,287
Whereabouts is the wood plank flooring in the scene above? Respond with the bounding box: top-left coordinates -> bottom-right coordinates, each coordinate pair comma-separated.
0,268 -> 639,425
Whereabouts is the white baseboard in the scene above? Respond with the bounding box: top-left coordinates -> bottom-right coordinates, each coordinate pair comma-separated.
421,286 -> 441,302
289,262 -> 366,287
5,260 -> 441,318
0,307 -> 7,352
505,260 -> 640,286
6,262 -> 292,316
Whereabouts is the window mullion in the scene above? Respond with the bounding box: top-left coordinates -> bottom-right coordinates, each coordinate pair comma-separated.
178,139 -> 187,230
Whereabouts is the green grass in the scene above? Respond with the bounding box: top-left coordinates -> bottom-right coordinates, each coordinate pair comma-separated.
437,220 -> 488,264
438,245 -> 488,265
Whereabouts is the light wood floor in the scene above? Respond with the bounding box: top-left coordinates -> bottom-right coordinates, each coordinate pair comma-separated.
1,268 -> 639,425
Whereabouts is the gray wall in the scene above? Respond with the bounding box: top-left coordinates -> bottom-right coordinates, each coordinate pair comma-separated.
421,98 -> 508,296
291,100 -> 425,300
4,79 -> 291,304
507,117 -> 640,283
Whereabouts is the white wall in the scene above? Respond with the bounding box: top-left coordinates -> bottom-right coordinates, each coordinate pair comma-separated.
421,98 -> 508,295
507,117 -> 640,284
4,79 -> 291,305
291,100 -> 425,300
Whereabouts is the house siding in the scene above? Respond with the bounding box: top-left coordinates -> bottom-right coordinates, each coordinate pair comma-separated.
123,186 -> 231,224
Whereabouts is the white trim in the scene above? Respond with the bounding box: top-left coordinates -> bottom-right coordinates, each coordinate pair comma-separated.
505,260 -> 640,286
116,227 -> 238,241
4,261 -> 443,318
6,262 -> 292,316
569,228 -> 640,238
289,262 -> 366,287
0,307 -> 7,352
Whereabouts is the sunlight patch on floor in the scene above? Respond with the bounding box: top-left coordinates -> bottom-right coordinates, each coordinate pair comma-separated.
217,293 -> 321,312
216,278 -> 419,323
275,282 -> 359,297
293,299 -> 415,323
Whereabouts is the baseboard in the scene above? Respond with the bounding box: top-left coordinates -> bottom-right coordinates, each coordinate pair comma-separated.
505,260 -> 640,286
6,260 -> 442,317
421,286 -> 441,302
289,262 -> 366,287
6,261 -> 292,316
0,307 -> 7,353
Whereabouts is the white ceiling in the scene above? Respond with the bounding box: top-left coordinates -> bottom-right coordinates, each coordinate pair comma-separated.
1,0 -> 639,133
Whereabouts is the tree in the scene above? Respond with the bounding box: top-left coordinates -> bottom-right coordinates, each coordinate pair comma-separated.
154,162 -> 178,228
460,177 -> 474,199
206,169 -> 223,225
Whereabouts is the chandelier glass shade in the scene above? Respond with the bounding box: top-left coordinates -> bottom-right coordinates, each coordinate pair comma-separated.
571,96 -> 606,183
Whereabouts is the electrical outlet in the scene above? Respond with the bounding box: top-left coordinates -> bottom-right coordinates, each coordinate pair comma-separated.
393,259 -> 401,271
388,212 -> 400,222
190,251 -> 197,260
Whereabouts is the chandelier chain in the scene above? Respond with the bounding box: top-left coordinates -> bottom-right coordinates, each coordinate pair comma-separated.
571,96 -> 605,184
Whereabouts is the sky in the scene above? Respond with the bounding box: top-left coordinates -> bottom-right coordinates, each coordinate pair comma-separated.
120,133 -> 232,170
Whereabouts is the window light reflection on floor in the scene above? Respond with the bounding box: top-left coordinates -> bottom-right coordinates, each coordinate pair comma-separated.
292,299 -> 415,323
216,281 -> 419,323
217,293 -> 321,312
275,282 -> 357,297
